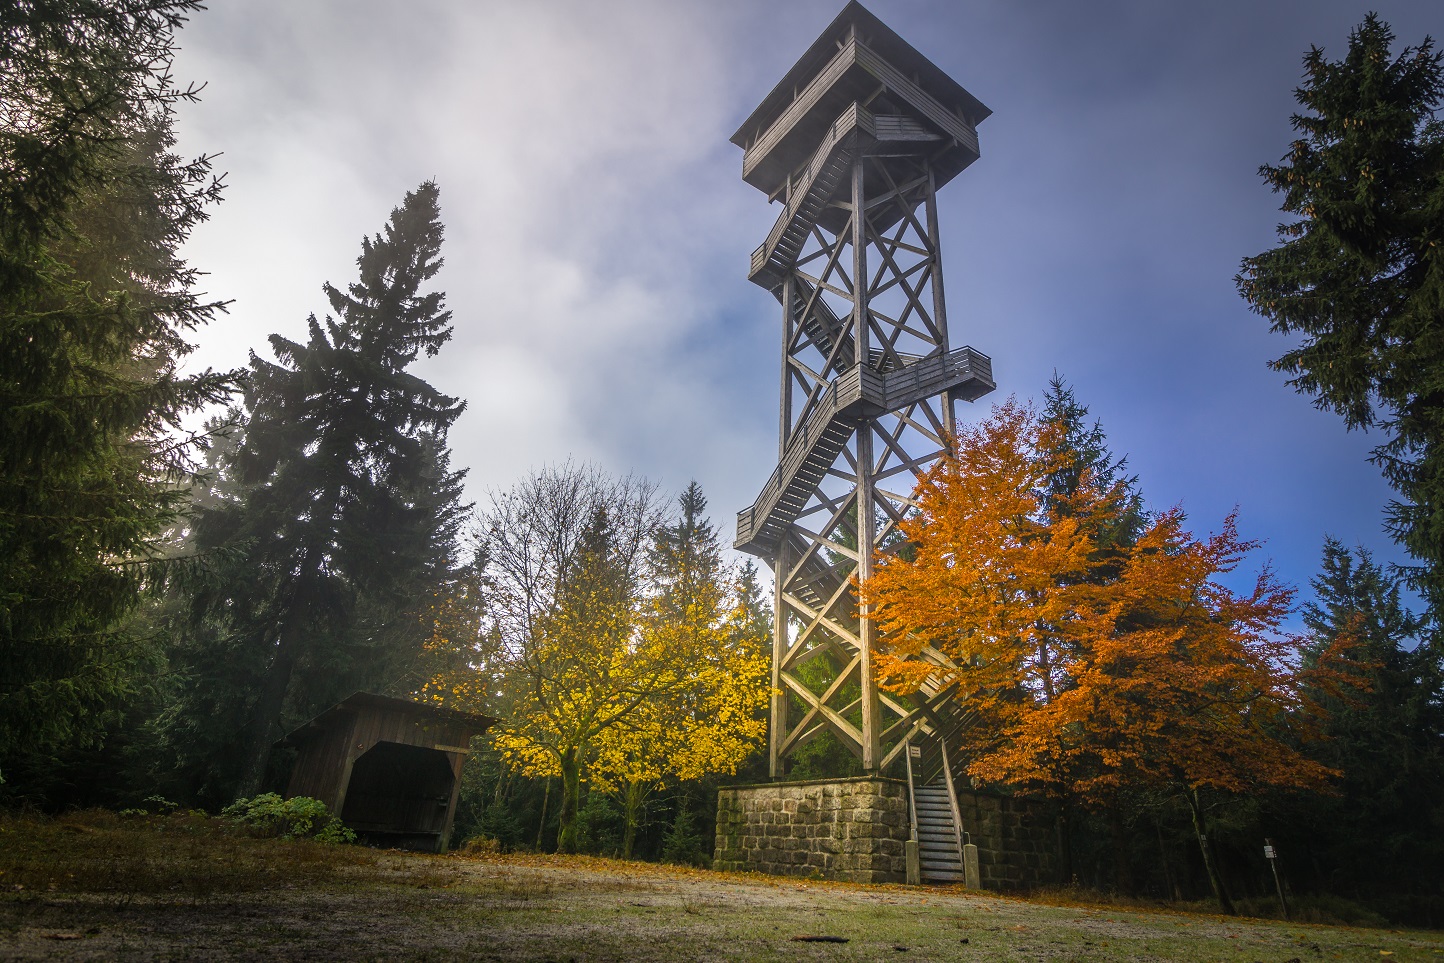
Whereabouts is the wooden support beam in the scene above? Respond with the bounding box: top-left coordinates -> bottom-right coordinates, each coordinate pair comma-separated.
740,20 -> 994,776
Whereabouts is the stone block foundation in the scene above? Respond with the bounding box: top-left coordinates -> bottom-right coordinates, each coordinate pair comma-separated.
714,777 -> 1062,890
713,777 -> 910,884
955,789 -> 1060,890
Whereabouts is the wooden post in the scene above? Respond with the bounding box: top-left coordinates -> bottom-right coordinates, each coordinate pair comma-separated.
856,424 -> 880,770
769,537 -> 790,779
925,168 -> 957,439
852,151 -> 869,362
1265,838 -> 1289,920
438,752 -> 467,853
852,156 -> 882,771
905,742 -> 921,885
925,167 -> 949,351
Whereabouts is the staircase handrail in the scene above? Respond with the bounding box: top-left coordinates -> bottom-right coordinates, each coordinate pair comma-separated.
737,348 -> 994,552
750,102 -> 868,281
939,735 -> 968,871
736,368 -> 853,547
904,741 -> 919,844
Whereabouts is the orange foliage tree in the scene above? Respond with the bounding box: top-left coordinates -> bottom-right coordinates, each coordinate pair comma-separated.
864,397 -> 1333,912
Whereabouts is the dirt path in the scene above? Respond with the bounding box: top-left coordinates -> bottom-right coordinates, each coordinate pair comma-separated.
2,851 -> 1441,962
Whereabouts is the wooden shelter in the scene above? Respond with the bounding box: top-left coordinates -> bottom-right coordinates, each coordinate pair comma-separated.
279,692 -> 494,852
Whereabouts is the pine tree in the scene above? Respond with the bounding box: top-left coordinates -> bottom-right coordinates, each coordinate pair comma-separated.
1288,538 -> 1444,897
1237,16 -> 1444,614
649,482 -> 720,623
0,1 -> 237,775
175,182 -> 467,800
1040,375 -> 1146,555
729,558 -> 772,662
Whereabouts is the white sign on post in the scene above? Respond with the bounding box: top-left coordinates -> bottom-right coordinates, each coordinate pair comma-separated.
1263,845 -> 1276,859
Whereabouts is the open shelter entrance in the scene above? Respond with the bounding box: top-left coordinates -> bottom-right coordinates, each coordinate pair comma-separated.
341,741 -> 455,850
278,692 -> 495,852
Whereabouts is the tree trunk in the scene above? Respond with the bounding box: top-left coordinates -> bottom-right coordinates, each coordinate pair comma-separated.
1186,790 -> 1236,915
493,766 -> 508,806
1108,806 -> 1136,896
235,632 -> 301,800
556,748 -> 583,854
621,779 -> 649,860
1155,817 -> 1180,901
1056,801 -> 1074,885
534,778 -> 551,850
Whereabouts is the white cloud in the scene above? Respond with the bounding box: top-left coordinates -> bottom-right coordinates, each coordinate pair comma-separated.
169,0 -> 1433,595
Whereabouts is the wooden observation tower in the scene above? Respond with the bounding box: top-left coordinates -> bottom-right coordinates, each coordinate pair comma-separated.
733,2 -> 996,780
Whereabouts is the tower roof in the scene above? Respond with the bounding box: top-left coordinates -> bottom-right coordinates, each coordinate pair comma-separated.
730,2 -> 991,196
730,1 -> 990,151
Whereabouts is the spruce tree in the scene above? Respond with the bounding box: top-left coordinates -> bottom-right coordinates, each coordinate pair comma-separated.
1237,16 -> 1444,615
1039,374 -> 1146,555
1290,538 -> 1444,899
648,481 -> 722,621
177,182 -> 467,800
1036,376 -> 1146,884
729,558 -> 772,662
0,1 -> 236,775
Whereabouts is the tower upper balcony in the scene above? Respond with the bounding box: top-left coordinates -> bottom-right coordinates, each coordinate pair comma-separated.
730,1 -> 991,199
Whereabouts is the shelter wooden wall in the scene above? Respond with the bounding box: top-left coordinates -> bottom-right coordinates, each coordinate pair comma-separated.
281,693 -> 493,853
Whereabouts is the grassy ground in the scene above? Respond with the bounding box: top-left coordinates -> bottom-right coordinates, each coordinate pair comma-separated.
1,810 -> 1440,962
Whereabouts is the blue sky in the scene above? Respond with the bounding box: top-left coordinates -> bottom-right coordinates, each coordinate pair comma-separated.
171,0 -> 1440,617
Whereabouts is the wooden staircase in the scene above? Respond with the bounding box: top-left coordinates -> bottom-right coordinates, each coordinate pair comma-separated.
734,347 -> 993,558
749,101 -> 944,292
913,781 -> 966,883
905,735 -> 974,886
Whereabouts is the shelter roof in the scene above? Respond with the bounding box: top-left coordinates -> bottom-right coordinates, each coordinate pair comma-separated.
278,691 -> 495,748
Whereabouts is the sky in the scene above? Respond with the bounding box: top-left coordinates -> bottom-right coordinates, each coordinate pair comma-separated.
168,0 -> 1440,616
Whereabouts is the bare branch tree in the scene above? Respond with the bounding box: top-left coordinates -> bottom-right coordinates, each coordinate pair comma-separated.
479,460 -> 664,654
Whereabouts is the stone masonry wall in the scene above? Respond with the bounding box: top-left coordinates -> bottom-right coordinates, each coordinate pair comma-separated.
713,777 -> 910,884
956,789 -> 1060,890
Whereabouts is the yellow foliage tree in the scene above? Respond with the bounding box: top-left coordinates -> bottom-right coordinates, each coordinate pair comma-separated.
489,483 -> 768,854
590,552 -> 769,857
410,565 -> 500,716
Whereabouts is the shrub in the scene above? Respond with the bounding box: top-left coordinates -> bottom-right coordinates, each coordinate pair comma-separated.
118,795 -> 181,818
460,836 -> 500,855
221,793 -> 356,844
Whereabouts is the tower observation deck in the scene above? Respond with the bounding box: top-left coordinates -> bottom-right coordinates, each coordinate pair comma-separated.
733,2 -> 996,779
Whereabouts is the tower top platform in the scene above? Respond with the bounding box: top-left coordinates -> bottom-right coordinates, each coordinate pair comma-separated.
730,1 -> 991,197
